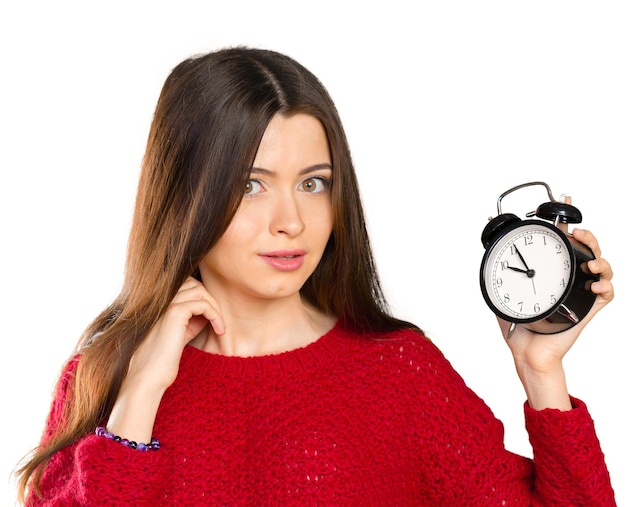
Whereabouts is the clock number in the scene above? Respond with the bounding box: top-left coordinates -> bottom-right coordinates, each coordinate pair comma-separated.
496,277 -> 503,288
499,260 -> 509,271
503,293 -> 510,303
550,294 -> 557,305
563,259 -> 570,270
524,235 -> 533,246
560,278 -> 566,288
555,243 -> 563,255
517,301 -> 523,312
534,303 -> 541,313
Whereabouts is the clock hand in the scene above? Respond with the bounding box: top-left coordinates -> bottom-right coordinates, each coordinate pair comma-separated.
513,244 -> 530,270
512,244 -> 535,278
505,265 -> 537,281
506,266 -> 528,273
504,265 -> 537,295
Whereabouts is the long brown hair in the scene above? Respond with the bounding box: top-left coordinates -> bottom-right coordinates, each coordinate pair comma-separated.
16,46 -> 418,501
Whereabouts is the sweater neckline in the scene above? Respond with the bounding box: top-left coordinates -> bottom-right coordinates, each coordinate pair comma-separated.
181,320 -> 353,378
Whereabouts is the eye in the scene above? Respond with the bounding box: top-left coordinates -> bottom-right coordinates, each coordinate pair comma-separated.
299,176 -> 329,194
244,179 -> 264,195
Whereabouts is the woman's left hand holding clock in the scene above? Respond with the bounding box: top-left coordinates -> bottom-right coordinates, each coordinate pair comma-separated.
498,205 -> 614,411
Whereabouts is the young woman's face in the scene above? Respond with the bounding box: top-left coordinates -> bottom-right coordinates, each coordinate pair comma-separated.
199,113 -> 334,303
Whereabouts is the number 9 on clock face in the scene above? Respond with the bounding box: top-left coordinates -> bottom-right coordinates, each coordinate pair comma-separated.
480,220 -> 574,323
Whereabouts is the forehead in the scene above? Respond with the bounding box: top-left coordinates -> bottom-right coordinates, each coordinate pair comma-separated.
253,114 -> 331,170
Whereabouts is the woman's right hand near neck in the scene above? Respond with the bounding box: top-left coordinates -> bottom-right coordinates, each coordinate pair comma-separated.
106,277 -> 225,443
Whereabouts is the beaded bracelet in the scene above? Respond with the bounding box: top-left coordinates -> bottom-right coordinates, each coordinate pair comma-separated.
95,426 -> 161,451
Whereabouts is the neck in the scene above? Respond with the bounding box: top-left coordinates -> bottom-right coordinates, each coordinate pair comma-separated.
191,293 -> 335,357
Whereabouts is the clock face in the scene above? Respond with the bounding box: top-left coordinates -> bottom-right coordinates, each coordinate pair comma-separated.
480,220 -> 574,323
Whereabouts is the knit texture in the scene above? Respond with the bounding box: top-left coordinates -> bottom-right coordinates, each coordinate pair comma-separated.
28,322 -> 616,506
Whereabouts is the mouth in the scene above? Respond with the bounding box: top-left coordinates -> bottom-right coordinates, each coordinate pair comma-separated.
259,250 -> 306,271
262,249 -> 306,258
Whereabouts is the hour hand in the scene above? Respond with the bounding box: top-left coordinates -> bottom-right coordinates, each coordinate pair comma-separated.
506,265 -> 528,273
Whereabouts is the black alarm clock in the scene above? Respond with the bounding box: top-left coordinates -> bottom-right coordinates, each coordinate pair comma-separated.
479,181 -> 598,337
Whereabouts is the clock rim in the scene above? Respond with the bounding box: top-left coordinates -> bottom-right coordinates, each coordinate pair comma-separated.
479,219 -> 576,324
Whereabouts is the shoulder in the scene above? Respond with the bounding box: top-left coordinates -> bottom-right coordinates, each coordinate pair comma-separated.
342,324 -> 447,360
57,354 -> 82,397
335,324 -> 497,423
47,353 -> 82,412
59,353 -> 81,381
336,324 -> 461,382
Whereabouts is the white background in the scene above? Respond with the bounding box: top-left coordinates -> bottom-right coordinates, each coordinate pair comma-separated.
1,1 -> 624,505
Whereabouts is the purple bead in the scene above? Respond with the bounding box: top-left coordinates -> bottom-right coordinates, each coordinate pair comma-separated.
94,426 -> 160,452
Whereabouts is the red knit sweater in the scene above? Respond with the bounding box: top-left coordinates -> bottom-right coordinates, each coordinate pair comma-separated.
28,323 -> 616,506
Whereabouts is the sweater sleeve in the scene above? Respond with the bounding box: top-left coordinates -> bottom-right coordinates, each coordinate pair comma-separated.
524,397 -> 616,506
26,357 -> 166,507
399,332 -> 617,506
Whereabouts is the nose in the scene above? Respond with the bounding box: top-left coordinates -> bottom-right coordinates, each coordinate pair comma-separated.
269,191 -> 305,236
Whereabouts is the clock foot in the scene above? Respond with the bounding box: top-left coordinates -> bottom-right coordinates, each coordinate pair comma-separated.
507,322 -> 517,339
557,304 -> 580,324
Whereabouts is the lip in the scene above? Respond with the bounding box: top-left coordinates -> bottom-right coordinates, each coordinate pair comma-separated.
259,250 -> 306,271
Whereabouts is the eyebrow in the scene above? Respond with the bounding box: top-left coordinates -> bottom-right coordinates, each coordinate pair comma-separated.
250,163 -> 333,176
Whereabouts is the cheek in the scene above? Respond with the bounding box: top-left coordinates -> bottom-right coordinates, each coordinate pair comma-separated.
317,200 -> 334,232
220,209 -> 263,245
305,205 -> 333,242
319,211 -> 334,238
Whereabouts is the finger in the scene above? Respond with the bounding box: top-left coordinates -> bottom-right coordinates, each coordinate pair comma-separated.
169,280 -> 226,335
591,277 -> 614,300
179,276 -> 202,291
588,257 -> 613,280
175,276 -> 208,298
557,195 -> 572,233
173,279 -> 220,308
571,228 -> 601,259
590,272 -> 614,300
166,298 -> 225,340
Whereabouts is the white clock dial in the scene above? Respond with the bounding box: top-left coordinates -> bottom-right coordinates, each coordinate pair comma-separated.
481,222 -> 574,321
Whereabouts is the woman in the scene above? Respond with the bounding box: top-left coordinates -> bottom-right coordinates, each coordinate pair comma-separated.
16,46 -> 616,505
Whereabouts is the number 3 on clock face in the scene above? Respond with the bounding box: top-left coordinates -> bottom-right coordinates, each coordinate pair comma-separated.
480,220 -> 574,322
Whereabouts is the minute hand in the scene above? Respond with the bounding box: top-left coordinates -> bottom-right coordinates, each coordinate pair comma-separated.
513,244 -> 535,278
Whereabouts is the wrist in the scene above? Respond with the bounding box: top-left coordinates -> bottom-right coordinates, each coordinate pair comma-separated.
106,379 -> 166,444
516,362 -> 572,411
95,426 -> 161,451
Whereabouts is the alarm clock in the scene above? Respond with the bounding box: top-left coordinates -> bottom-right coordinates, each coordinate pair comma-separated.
479,181 -> 598,337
